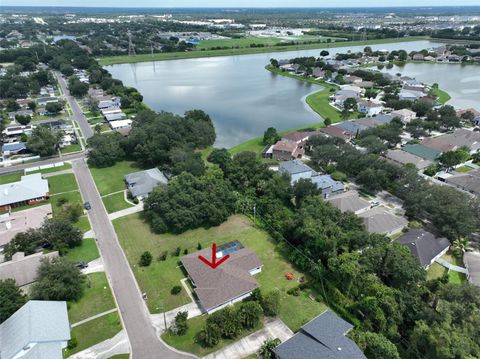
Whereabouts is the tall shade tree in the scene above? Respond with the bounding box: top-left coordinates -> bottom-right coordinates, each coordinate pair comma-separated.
0,279 -> 27,323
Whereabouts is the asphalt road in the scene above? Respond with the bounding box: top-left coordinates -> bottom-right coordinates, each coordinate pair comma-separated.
0,152 -> 85,175
55,72 -> 94,139
72,159 -> 192,359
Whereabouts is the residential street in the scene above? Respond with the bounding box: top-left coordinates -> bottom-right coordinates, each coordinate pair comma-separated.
55,72 -> 94,139
72,159 -> 193,359
0,152 -> 85,175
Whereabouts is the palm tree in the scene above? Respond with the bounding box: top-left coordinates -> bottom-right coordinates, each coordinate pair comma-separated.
259,338 -> 281,359
452,237 -> 469,258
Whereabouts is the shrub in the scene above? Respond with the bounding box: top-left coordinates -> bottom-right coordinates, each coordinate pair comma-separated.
158,251 -> 168,261
133,197 -> 139,205
171,311 -> 188,335
139,251 -> 153,267
183,248 -> 189,255
237,301 -> 263,329
197,243 -> 202,250
67,336 -> 78,349
173,247 -> 181,256
287,287 -> 300,296
261,290 -> 280,316
171,286 -> 182,295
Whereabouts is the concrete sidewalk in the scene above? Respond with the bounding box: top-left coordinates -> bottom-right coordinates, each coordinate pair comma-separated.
81,257 -> 104,274
151,302 -> 203,336
108,203 -> 144,221
67,330 -> 129,359
203,318 -> 293,359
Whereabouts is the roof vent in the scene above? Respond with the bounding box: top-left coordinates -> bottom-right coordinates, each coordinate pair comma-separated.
337,347 -> 342,351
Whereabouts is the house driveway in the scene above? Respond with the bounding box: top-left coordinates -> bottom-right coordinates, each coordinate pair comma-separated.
203,317 -> 293,359
151,302 -> 203,336
81,257 -> 104,274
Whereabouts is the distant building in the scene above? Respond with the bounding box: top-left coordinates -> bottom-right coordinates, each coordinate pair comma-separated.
272,141 -> 303,161
0,174 -> 49,211
181,241 -> 262,314
0,300 -> 70,359
274,310 -> 366,359
124,168 -> 168,199
385,150 -> 433,170
444,169 -> 480,196
397,229 -> 450,269
310,175 -> 344,198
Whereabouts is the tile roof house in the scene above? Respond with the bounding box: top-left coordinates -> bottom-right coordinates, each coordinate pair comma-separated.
358,206 -> 408,236
0,174 -> 49,211
397,229 -> 450,269
464,252 -> 480,287
281,131 -> 310,144
181,241 -> 262,314
336,121 -> 368,136
0,251 -> 59,287
444,169 -> 480,196
273,310 -> 366,359
0,300 -> 70,359
385,149 -> 433,170
326,190 -> 371,214
124,168 -> 168,199
402,144 -> 441,161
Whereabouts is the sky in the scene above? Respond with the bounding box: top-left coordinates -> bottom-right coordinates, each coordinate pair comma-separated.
1,0 -> 480,7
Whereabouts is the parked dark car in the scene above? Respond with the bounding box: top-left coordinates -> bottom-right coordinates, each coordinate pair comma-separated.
75,262 -> 89,269
84,201 -> 91,210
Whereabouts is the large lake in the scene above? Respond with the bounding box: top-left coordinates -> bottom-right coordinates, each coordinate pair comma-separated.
105,40 -> 479,148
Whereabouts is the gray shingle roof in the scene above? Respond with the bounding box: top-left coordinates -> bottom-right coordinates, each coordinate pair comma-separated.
397,229 -> 450,268
279,160 -> 314,175
336,121 -> 368,135
445,169 -> 480,196
311,175 -> 344,193
0,251 -> 59,286
385,150 -> 433,170
326,191 -> 371,213
358,206 -> 408,235
274,310 -> 366,359
0,300 -> 70,359
124,168 -> 168,198
181,245 -> 262,312
0,173 -> 49,207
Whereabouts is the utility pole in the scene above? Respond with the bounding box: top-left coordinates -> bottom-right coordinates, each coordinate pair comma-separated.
128,31 -> 136,56
158,300 -> 167,331
253,203 -> 256,227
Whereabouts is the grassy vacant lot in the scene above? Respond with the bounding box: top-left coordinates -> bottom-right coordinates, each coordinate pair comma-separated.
0,172 -> 23,184
64,311 -> 122,357
99,36 -> 428,66
114,214 -> 327,330
162,304 -> 263,357
431,87 -> 451,105
68,272 -> 116,324
48,173 -> 78,194
60,144 -> 82,154
102,192 -> 134,214
64,238 -> 100,264
50,190 -> 83,217
90,161 -> 139,196
197,36 -> 284,49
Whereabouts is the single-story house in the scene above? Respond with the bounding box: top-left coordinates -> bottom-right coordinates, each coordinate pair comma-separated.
0,300 -> 70,359
464,251 -> 480,287
356,81 -> 375,89
2,142 -> 28,157
399,90 -> 423,101
421,129 -> 480,154
104,112 -> 127,122
281,131 -> 311,144
3,125 -> 33,138
385,149 -> 433,170
181,241 -> 262,314
390,109 -> 416,123
326,190 -> 371,214
0,251 -> 59,287
8,109 -> 33,121
109,119 -> 132,130
320,126 -> 355,141
372,114 -> 394,125
358,206 -> 408,236
336,121 -> 368,136
397,229 -> 450,269
272,141 -> 303,161
402,144 -> 441,161
279,160 -> 315,184
0,174 -> 49,211
310,175 -> 344,198
0,204 -> 52,247
444,169 -> 480,196
273,310 -> 366,359
124,168 -> 168,199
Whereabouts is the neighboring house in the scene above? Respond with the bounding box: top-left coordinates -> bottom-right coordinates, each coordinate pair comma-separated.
320,125 -> 355,141
0,300 -> 70,359
397,229 -> 450,269
326,190 -> 371,214
104,112 -> 127,122
390,109 -> 417,123
399,90 -> 422,101
0,251 -> 59,287
273,310 -> 367,359
281,131 -> 311,144
372,114 -> 394,125
279,160 -> 316,184
421,128 -> 480,154
181,241 -> 262,314
464,251 -> 480,287
336,121 -> 368,136
310,175 -> 344,198
385,149 -> 433,170
124,168 -> 168,199
272,141 -> 304,161
444,169 -> 480,196
402,144 -> 441,161
0,174 -> 49,211
8,109 -> 34,121
357,100 -> 384,117
0,204 -> 52,248
2,142 -> 28,157
3,125 -> 33,138
358,206 -> 408,236
109,119 -> 132,130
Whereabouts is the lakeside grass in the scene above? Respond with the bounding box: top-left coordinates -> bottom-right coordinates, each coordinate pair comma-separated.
431,87 -> 452,104
99,36 -> 429,66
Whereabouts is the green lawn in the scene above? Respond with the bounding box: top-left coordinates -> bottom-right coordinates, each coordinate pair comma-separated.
0,172 -> 22,184
73,215 -> 91,233
64,238 -> 100,264
108,355 -> 130,359
64,311 -> 122,357
197,36 -> 285,49
68,272 -> 116,324
102,192 -> 134,214
90,161 -> 139,196
51,190 -> 83,217
48,173 -> 79,194
162,305 -> 263,357
426,262 -> 446,281
427,253 -> 467,284
456,165 -> 473,173
113,214 -> 328,329
61,144 -> 82,154
99,36 -> 429,66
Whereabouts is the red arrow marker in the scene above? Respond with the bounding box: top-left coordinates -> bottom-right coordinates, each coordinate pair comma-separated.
198,243 -> 230,269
